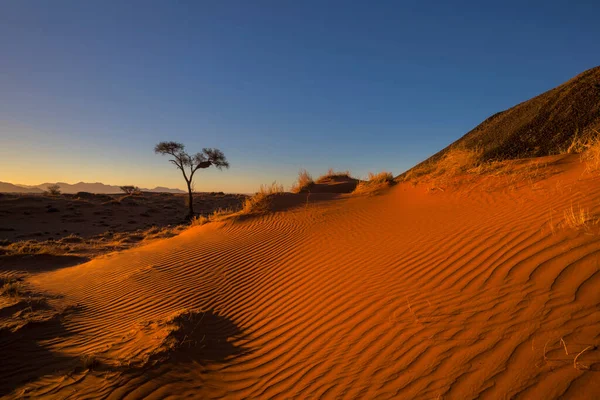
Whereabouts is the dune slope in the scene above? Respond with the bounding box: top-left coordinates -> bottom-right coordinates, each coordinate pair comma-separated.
3,155 -> 600,399
405,66 -> 600,176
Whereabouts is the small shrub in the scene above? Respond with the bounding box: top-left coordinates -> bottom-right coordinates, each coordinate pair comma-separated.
120,185 -> 142,195
45,184 -> 61,196
291,169 -> 314,193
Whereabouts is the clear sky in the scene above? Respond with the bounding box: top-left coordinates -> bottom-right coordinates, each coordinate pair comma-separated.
1,1 -> 599,193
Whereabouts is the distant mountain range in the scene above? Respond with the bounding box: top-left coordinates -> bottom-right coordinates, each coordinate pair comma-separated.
0,181 -> 185,194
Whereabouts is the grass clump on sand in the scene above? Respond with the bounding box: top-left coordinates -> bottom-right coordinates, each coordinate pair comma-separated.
1,279 -> 23,297
563,205 -> 596,229
316,168 -> 352,183
291,169 -> 314,193
562,132 -> 600,173
242,182 -> 284,214
581,135 -> 600,173
433,147 -> 483,177
189,208 -> 234,226
401,147 -> 483,185
353,172 -> 395,195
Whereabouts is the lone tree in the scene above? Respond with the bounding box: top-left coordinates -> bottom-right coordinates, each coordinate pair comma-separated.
154,142 -> 229,219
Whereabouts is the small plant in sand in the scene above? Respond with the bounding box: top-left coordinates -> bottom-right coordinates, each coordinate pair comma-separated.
1,279 -> 23,297
563,204 -> 595,229
562,131 -> 600,173
353,171 -> 395,194
291,169 -> 314,193
242,182 -> 284,214
581,135 -> 600,173
45,184 -> 61,196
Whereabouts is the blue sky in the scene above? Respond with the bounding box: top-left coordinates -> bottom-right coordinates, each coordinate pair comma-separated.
1,1 -> 599,192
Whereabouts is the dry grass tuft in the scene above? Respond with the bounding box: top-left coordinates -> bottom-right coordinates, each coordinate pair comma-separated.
401,147 -> 483,185
291,169 -> 314,193
316,168 -> 352,183
190,215 -> 210,226
1,279 -> 23,297
435,147 -> 483,177
563,204 -> 595,229
241,182 -> 284,214
353,171 -> 395,195
581,136 -> 600,173
562,132 -> 600,173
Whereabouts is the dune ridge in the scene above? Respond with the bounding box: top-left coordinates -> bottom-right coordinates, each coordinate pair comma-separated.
2,155 -> 600,398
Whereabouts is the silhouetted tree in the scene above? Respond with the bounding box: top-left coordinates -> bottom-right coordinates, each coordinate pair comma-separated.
154,142 -> 229,219
45,184 -> 61,196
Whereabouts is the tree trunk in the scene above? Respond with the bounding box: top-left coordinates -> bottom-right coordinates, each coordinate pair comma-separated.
186,181 -> 194,220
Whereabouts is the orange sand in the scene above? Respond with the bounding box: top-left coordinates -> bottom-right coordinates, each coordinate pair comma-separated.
2,154 -> 600,399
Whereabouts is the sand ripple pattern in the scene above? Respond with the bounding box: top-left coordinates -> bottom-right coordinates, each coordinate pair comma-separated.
12,159 -> 600,399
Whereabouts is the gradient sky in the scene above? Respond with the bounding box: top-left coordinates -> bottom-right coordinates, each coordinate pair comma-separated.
1,1 -> 599,193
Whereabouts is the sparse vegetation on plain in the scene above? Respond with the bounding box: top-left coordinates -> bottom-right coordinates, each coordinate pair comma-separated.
120,185 -> 142,195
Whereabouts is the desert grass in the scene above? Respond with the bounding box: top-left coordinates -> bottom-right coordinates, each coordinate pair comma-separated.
563,204 -> 595,229
541,337 -> 596,371
0,225 -> 188,260
291,169 -> 314,193
316,168 -> 352,183
1,279 -> 23,297
353,172 -> 395,195
434,147 -> 483,177
190,215 -> 210,227
581,135 -> 600,173
189,208 -> 236,226
562,132 -> 600,173
241,182 -> 284,214
401,147 -> 483,186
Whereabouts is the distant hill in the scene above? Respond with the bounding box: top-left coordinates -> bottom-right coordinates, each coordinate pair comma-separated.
405,66 -> 600,173
0,182 -> 44,193
0,181 -> 185,194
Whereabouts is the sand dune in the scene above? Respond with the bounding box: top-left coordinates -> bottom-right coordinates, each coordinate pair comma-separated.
2,154 -> 600,398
